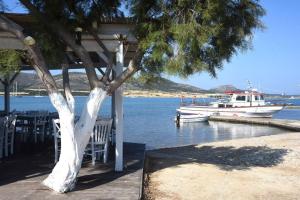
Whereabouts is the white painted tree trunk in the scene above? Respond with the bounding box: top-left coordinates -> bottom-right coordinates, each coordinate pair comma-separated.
43,88 -> 107,193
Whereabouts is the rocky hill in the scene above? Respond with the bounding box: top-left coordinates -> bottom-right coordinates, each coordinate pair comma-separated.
209,85 -> 242,93
124,76 -> 207,93
1,72 -> 207,95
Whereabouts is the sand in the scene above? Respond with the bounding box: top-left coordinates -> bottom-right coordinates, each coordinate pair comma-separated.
123,90 -> 209,98
144,132 -> 300,200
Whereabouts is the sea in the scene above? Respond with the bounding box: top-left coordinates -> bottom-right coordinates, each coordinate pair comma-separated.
1,96 -> 300,150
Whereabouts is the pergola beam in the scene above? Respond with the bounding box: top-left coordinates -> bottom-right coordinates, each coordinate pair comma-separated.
0,13 -> 138,71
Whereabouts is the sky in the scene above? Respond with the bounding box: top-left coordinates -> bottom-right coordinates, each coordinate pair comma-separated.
3,0 -> 300,95
168,1 -> 300,95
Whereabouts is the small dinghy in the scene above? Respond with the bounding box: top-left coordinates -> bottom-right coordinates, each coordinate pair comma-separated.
175,113 -> 208,123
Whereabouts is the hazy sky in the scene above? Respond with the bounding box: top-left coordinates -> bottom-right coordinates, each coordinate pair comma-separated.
4,0 -> 300,94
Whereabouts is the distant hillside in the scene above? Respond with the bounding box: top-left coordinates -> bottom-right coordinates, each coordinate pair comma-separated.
1,72 -> 207,95
209,85 -> 242,93
0,72 -> 41,91
125,76 -> 206,93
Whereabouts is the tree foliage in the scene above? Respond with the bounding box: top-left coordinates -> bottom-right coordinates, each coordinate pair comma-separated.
1,0 -> 265,81
129,0 -> 265,78
25,0 -> 123,30
0,1 -> 21,76
0,49 -> 22,75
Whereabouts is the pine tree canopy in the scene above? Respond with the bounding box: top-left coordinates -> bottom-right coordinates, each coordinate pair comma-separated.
0,49 -> 22,75
129,0 -> 265,78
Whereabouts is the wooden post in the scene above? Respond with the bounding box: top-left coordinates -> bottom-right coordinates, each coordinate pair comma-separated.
114,39 -> 124,172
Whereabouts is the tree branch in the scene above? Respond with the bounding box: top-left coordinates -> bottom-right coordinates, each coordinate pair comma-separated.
19,0 -> 104,90
62,62 -> 75,113
96,67 -> 105,76
0,78 -> 6,85
63,2 -> 113,84
9,71 -> 20,84
88,28 -> 111,59
64,0 -> 111,60
102,60 -> 113,82
107,50 -> 143,94
0,14 -> 58,94
88,28 -> 113,84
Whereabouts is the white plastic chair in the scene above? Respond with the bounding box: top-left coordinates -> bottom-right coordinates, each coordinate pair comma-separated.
4,116 -> 16,157
85,119 -> 113,165
52,119 -> 61,163
15,115 -> 30,142
34,113 -> 48,143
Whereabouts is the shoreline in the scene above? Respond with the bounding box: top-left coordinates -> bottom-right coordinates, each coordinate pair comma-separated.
143,132 -> 300,200
1,90 -> 299,99
123,90 -> 209,98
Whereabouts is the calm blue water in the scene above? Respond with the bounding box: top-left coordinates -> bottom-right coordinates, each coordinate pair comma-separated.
1,96 -> 299,149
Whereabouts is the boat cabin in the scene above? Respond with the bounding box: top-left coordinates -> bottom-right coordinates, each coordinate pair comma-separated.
211,90 -> 266,108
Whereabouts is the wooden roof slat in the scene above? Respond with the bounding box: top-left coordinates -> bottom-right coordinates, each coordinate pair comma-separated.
0,13 -> 138,70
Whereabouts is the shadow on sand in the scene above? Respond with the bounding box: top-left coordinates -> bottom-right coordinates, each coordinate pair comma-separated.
146,145 -> 289,172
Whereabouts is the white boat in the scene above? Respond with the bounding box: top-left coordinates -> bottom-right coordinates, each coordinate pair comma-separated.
175,113 -> 208,123
177,90 -> 285,118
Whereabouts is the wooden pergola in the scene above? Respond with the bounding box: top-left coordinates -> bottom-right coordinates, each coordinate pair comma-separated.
0,13 -> 138,172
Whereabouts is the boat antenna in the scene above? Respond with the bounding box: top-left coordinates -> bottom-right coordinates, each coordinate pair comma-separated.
247,80 -> 253,107
247,80 -> 253,91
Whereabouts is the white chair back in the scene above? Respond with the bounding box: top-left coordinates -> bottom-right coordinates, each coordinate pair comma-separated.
52,119 -> 61,163
86,118 -> 113,165
35,112 -> 49,124
33,113 -> 49,143
52,119 -> 61,138
5,115 -> 16,126
92,119 -> 113,145
4,116 -> 16,157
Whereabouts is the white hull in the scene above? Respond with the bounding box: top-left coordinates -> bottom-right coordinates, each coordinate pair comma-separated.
178,105 -> 284,118
175,114 -> 208,123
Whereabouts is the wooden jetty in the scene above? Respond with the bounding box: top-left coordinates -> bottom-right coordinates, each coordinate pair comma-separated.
286,105 -> 300,109
209,116 -> 300,131
0,142 -> 145,200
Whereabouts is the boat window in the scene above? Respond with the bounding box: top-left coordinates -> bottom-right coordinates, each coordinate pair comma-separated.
260,95 -> 264,100
218,103 -> 225,108
255,96 -> 259,101
236,96 -> 246,101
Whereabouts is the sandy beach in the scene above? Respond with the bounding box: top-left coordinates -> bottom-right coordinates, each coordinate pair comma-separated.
144,132 -> 300,200
123,90 -> 210,98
